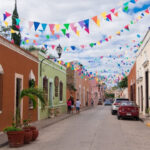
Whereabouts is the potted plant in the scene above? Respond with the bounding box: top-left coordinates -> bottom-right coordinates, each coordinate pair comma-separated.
4,87 -> 45,147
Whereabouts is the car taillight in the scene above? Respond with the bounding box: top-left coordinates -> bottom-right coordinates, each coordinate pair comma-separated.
114,103 -> 119,105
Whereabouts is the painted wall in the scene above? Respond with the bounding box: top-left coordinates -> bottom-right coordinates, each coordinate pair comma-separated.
0,36 -> 38,131
38,53 -> 67,120
136,29 -> 150,115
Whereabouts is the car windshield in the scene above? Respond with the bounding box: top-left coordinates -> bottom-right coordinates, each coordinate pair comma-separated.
116,99 -> 129,103
121,101 -> 136,106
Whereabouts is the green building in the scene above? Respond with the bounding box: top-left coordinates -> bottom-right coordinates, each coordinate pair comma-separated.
32,51 -> 67,120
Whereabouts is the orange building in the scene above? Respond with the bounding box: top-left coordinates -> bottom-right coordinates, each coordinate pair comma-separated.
0,36 -> 38,131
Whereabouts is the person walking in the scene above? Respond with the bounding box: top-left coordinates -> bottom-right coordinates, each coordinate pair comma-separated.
76,99 -> 81,114
70,96 -> 74,114
67,98 -> 72,114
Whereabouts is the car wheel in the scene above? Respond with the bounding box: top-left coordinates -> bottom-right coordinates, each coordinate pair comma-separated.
136,117 -> 139,121
111,110 -> 114,115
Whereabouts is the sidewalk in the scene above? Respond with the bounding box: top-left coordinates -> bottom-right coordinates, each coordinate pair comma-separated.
139,113 -> 150,126
0,106 -> 90,147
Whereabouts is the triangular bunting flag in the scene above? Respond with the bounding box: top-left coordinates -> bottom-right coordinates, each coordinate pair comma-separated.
49,24 -> 55,35
124,25 -> 129,31
66,33 -> 70,38
55,24 -> 60,32
11,29 -> 16,33
64,24 -> 70,30
116,31 -> 120,35
3,14 -> 7,21
130,0 -> 136,4
76,30 -> 80,36
44,44 -> 48,49
61,29 -> 66,35
51,45 -> 55,49
101,12 -> 107,19
15,25 -> 20,29
114,12 -> 118,17
97,41 -> 100,45
90,43 -> 94,47
4,21 -> 8,27
5,12 -> 11,17
41,23 -> 47,31
105,38 -> 108,42
34,22 -> 40,31
106,14 -> 112,21
16,18 -> 20,25
85,28 -> 89,34
110,8 -> 115,13
97,19 -> 100,27
80,45 -> 85,48
71,46 -> 76,50
123,6 -> 129,12
56,34 -> 60,39
92,16 -> 98,24
145,9 -> 149,14
11,39 -> 14,44
78,20 -> 85,28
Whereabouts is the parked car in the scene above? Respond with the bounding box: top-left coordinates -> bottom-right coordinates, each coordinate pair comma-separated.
117,101 -> 139,120
104,99 -> 112,106
98,99 -> 103,105
111,98 -> 129,115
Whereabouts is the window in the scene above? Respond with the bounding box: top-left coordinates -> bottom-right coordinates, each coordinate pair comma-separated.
59,82 -> 63,101
54,76 -> 59,97
43,76 -> 48,103
0,74 -> 3,111
16,78 -> 22,111
29,79 -> 35,109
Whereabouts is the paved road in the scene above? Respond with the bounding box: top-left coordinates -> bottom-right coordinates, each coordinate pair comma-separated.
3,106 -> 150,150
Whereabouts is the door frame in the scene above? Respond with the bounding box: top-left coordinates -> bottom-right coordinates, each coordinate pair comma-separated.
49,78 -> 53,107
14,73 -> 23,121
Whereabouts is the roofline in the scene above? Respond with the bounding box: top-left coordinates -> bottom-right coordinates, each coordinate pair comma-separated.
0,36 -> 38,63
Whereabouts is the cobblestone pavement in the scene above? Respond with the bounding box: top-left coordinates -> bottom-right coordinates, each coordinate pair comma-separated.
3,106 -> 150,150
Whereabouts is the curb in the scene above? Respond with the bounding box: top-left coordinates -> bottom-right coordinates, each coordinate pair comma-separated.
0,106 -> 91,148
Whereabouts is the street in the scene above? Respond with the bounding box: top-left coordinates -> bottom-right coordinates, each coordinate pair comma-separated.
3,106 -> 150,150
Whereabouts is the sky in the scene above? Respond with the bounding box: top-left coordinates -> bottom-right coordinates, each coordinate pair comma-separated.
0,0 -> 150,86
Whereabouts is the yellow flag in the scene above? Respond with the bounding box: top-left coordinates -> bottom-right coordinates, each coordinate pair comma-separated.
67,63 -> 70,68
101,12 -> 107,19
11,29 -> 16,33
59,61 -> 61,64
55,24 -> 60,32
97,41 -> 101,45
26,40 -> 29,43
4,21 -> 8,27
97,19 -> 100,27
76,30 -> 80,36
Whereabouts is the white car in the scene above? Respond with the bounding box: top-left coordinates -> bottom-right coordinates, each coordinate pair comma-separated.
111,98 -> 129,115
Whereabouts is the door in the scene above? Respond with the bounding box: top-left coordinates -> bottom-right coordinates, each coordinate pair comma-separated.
141,86 -> 143,112
15,77 -> 22,122
49,82 -> 53,107
145,71 -> 149,113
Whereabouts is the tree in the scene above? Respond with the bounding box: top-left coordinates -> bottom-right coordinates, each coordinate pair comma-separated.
11,0 -> 21,46
118,76 -> 128,89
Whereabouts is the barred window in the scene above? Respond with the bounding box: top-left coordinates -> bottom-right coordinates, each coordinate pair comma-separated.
43,76 -> 48,103
59,82 -> 63,101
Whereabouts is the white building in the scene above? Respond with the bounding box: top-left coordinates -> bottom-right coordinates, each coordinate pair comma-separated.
136,28 -> 150,115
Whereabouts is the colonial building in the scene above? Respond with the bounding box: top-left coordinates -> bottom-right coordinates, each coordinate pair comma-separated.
0,36 -> 38,131
136,28 -> 150,115
32,51 -> 67,120
128,63 -> 136,102
66,62 -> 90,107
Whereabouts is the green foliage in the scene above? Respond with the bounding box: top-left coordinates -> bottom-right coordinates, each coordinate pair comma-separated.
3,126 -> 22,132
118,76 -> 128,89
0,26 -> 11,38
29,79 -> 35,88
11,2 -> 21,46
26,46 -> 47,54
105,92 -> 115,98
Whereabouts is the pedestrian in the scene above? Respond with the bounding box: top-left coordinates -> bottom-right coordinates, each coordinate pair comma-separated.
76,99 -> 81,114
70,96 -> 74,114
67,98 -> 72,114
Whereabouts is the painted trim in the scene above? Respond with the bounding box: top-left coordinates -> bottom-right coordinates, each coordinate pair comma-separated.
0,38 -> 38,63
39,59 -> 66,74
14,73 -> 23,121
39,52 -> 66,70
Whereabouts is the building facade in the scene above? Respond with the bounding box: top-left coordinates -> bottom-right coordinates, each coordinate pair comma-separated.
36,52 -> 67,120
0,36 -> 38,131
128,63 -> 136,102
136,29 -> 150,115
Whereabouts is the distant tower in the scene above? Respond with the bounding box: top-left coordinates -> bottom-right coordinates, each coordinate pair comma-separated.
11,0 -> 21,46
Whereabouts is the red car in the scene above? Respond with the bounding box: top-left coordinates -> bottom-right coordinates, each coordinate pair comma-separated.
117,101 -> 139,120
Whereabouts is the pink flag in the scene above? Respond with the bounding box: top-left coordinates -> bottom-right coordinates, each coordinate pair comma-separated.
49,24 -> 55,34
51,45 -> 55,49
85,28 -> 89,34
106,14 -> 112,21
5,12 -> 11,17
80,45 -> 85,48
15,25 -> 20,29
56,35 -> 60,39
110,8 -> 115,13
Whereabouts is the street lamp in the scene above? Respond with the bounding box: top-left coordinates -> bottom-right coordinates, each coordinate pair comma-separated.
40,44 -> 63,77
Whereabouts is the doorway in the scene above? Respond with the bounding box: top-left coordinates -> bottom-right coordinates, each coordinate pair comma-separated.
49,82 -> 53,106
145,71 -> 149,113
